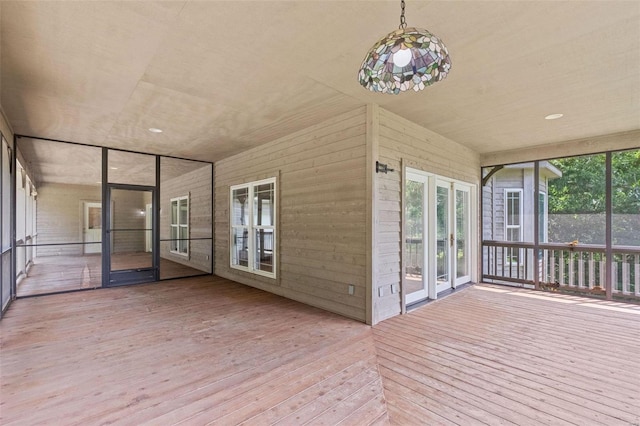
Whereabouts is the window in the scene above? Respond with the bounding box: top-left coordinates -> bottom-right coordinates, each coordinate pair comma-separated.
505,189 -> 522,263
170,196 -> 189,256
538,192 -> 547,243
230,178 -> 276,278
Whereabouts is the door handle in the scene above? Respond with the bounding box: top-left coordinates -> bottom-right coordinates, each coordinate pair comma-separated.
450,234 -> 454,247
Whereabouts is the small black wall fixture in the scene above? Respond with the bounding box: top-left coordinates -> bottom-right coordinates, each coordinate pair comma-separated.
376,161 -> 395,174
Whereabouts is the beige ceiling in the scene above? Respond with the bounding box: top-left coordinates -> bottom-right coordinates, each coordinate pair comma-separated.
17,136 -> 211,187
2,1 -> 639,164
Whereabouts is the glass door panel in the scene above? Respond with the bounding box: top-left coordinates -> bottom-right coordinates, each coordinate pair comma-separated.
404,174 -> 428,304
108,186 -> 155,286
436,183 -> 451,293
455,185 -> 471,284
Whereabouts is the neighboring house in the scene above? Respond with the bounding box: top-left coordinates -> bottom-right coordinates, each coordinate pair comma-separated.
482,162 -> 562,282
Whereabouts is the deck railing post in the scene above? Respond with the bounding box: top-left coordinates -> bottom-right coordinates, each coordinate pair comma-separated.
587,252 -> 596,289
633,254 -> 640,297
622,256 -> 629,294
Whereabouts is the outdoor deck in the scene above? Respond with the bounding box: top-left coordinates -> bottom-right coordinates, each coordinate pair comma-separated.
1,277 -> 639,425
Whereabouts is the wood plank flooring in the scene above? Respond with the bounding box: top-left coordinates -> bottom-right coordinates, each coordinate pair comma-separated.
2,278 -> 639,425
17,254 -> 206,296
375,285 -> 640,425
1,276 -> 388,425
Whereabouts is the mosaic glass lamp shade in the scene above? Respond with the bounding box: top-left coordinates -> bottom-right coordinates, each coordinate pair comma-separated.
358,27 -> 451,94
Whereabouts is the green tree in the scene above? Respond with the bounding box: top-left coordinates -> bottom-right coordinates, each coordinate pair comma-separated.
549,151 -> 640,214
548,150 -> 640,246
548,154 -> 606,214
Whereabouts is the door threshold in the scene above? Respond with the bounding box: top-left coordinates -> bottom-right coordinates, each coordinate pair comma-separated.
406,282 -> 475,312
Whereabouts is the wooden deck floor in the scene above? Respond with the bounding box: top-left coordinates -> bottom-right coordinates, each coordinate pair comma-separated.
2,278 -> 639,425
376,285 -> 640,425
17,254 -> 206,296
1,276 -> 388,425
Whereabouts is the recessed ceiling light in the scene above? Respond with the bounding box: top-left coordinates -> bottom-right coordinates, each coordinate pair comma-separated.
545,113 -> 564,120
149,127 -> 163,133
110,167 -> 118,170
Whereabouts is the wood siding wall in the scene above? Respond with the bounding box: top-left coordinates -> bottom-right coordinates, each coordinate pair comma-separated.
482,166 -> 552,242
373,108 -> 481,324
488,169 -> 523,241
215,107 -> 368,322
160,165 -> 212,273
35,183 -> 101,256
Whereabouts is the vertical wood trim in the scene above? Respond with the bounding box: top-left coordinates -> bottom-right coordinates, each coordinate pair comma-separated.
366,104 -> 379,325
276,169 -> 282,286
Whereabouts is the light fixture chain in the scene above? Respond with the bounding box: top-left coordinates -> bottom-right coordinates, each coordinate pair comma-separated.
399,0 -> 407,29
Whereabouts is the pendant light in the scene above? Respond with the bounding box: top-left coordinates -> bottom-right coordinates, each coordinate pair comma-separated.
358,0 -> 451,94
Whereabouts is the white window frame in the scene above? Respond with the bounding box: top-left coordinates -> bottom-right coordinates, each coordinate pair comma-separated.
170,195 -> 189,257
504,189 -> 523,264
538,191 -> 548,243
230,177 -> 277,279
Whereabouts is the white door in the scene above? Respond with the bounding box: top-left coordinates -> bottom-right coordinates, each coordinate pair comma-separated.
435,181 -> 452,294
83,202 -> 102,254
436,181 -> 474,292
454,184 -> 472,285
404,171 -> 429,304
404,168 -> 475,306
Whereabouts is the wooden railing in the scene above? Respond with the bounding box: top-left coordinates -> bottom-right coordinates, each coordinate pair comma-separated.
482,241 -> 640,300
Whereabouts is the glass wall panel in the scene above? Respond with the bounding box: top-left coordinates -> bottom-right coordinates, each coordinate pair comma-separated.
548,154 -> 606,245
2,252 -> 11,311
481,162 -> 540,281
159,157 -> 212,280
612,149 -> 640,247
612,149 -> 640,295
1,137 -> 11,311
16,138 -> 102,296
481,162 -> 540,244
456,189 -> 469,279
2,138 -> 9,251
108,150 -> 156,186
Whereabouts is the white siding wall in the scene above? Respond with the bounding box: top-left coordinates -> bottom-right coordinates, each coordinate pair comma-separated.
215,107 -> 368,322
373,108 -> 481,324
